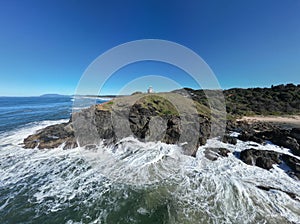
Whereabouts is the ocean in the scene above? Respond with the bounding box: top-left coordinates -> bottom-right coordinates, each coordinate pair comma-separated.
0,96 -> 299,224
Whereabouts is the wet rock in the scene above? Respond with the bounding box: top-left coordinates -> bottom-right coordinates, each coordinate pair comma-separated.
240,149 -> 281,170
204,147 -> 230,161
63,139 -> 78,149
290,128 -> 300,142
256,185 -> 298,201
24,122 -> 75,149
222,135 -> 237,145
236,125 -> 300,157
286,137 -> 300,156
238,132 -> 264,144
257,129 -> 299,151
240,148 -> 300,180
281,154 -> 300,179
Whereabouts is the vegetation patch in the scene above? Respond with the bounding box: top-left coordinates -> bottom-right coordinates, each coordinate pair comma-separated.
174,83 -> 300,116
96,100 -> 114,111
136,95 -> 179,116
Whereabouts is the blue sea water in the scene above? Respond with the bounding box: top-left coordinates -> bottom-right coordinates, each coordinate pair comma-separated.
0,96 -> 107,133
0,96 -> 299,224
0,96 -> 72,134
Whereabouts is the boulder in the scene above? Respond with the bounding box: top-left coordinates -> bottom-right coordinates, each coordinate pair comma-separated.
222,135 -> 237,145
240,149 -> 280,170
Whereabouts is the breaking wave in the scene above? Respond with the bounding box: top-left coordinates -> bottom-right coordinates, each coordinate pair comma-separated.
0,120 -> 299,223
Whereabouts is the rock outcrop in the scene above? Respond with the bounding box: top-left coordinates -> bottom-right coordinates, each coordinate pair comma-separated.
240,148 -> 300,179
24,122 -> 77,149
204,147 -> 231,161
226,120 -> 300,156
24,93 -> 212,155
23,89 -> 300,166
240,149 -> 281,170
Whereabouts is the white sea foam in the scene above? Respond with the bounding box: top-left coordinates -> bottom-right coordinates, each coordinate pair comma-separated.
0,122 -> 299,223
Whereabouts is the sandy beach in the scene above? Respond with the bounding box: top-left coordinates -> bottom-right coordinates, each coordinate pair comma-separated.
237,115 -> 300,128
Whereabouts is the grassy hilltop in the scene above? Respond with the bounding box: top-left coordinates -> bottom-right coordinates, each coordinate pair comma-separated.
98,83 -> 299,121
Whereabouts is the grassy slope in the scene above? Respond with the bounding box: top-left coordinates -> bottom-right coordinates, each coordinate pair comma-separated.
95,83 -> 299,119
96,93 -> 212,118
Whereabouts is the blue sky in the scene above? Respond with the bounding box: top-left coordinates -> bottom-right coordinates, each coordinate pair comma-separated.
0,0 -> 300,96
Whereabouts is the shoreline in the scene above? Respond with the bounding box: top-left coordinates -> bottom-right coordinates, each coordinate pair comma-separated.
237,115 -> 300,129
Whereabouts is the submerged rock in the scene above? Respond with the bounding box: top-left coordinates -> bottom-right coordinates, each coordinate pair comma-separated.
256,185 -> 299,201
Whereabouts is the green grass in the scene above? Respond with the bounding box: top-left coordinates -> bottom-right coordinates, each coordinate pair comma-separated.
136,95 -> 179,116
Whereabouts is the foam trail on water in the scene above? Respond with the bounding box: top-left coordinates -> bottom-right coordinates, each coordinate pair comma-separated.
0,122 -> 300,223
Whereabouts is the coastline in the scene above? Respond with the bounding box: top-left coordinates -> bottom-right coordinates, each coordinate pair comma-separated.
1,93 -> 300,223
237,115 -> 300,129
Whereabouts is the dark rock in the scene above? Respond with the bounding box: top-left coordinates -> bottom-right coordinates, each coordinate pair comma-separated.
257,129 -> 298,150
237,132 -> 252,141
290,128 -> 300,142
218,148 -> 231,157
240,149 -> 281,170
240,148 -> 300,180
204,147 -> 230,161
256,185 -> 298,200
281,154 -> 300,179
64,139 -> 78,149
237,126 -> 300,157
222,135 -> 237,145
286,137 -> 300,156
255,156 -> 277,170
198,137 -> 207,146
238,132 -> 265,144
24,122 -> 75,149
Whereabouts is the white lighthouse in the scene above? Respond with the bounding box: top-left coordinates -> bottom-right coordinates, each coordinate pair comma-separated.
147,86 -> 153,93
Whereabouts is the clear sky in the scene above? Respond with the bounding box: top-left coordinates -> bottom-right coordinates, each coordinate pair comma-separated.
0,0 -> 300,96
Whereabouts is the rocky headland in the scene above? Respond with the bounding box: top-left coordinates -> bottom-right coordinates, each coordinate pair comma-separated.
24,92 -> 212,155
24,84 -> 300,181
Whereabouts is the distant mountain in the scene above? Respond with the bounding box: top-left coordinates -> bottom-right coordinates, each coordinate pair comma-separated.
40,94 -> 68,97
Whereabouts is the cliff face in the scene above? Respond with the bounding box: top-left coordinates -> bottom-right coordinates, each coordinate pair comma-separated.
24,93 -> 212,155
23,84 -> 300,158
